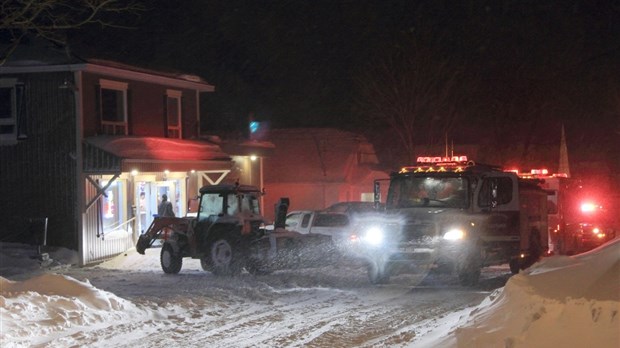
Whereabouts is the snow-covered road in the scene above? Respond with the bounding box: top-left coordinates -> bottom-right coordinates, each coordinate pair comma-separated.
51,248 -> 509,347
3,241 -> 618,347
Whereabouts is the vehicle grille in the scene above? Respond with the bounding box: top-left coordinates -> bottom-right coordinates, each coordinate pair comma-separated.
384,221 -> 438,246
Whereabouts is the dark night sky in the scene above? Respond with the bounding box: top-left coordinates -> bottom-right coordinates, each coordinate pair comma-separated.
69,0 -> 620,170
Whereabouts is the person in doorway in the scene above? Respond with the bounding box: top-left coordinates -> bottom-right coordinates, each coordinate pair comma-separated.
158,194 -> 175,217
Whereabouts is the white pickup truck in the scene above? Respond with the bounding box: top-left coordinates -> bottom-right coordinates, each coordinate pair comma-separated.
283,210 -> 353,240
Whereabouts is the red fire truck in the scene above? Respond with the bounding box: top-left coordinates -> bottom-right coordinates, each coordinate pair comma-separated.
513,169 -> 617,255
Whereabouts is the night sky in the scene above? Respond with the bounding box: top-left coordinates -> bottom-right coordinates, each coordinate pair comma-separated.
68,0 -> 619,170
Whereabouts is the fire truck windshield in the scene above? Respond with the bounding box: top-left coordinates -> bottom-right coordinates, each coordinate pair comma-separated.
387,176 -> 469,209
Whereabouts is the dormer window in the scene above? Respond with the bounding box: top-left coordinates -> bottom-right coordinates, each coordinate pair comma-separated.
166,89 -> 182,138
99,79 -> 128,135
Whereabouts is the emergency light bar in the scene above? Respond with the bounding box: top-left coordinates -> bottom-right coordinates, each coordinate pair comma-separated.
416,155 -> 468,163
401,155 -> 471,173
511,168 -> 569,179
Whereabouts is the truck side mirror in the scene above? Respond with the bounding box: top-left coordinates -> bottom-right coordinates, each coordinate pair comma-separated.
374,179 -> 388,209
274,197 -> 290,229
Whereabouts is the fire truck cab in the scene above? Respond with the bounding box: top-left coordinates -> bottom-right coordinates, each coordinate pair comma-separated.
356,156 -> 548,285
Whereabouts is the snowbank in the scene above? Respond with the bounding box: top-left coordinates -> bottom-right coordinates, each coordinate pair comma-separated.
0,274 -> 159,347
416,239 -> 620,348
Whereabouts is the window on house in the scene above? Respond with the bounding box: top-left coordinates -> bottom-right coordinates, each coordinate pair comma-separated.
101,178 -> 127,234
166,89 -> 182,138
0,78 -> 25,145
99,79 -> 128,135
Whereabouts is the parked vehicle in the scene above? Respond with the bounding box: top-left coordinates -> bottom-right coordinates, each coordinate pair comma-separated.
135,184 -> 331,275
277,210 -> 356,258
324,201 -> 384,215
349,156 -> 548,285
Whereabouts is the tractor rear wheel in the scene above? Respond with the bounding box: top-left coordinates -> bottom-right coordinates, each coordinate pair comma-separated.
205,236 -> 243,276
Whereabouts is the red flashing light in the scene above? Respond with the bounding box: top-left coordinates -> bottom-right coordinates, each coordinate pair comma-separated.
513,168 -> 569,179
580,202 -> 599,213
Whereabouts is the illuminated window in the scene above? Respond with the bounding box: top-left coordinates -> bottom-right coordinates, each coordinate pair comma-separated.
101,179 -> 127,233
166,90 -> 182,138
0,78 -> 25,145
99,79 -> 128,135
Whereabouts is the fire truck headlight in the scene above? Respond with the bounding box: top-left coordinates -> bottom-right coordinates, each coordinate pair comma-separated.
362,226 -> 385,246
592,227 -> 600,234
443,228 -> 466,241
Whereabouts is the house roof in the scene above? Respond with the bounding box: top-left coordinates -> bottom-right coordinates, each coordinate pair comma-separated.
1,37 -> 214,91
220,139 -> 276,158
263,128 -> 387,184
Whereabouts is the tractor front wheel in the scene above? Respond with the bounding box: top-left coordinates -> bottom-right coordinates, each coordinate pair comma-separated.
160,242 -> 183,274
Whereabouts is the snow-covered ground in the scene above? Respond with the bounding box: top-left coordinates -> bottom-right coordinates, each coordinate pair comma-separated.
1,239 -> 618,347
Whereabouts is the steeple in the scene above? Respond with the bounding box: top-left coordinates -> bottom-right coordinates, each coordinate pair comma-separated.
558,124 -> 570,177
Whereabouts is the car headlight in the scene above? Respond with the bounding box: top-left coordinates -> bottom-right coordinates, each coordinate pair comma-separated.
362,226 -> 385,246
443,228 -> 465,241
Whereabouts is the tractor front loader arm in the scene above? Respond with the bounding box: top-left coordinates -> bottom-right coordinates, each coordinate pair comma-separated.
136,217 -> 191,254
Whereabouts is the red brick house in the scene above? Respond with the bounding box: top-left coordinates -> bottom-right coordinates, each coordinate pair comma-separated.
0,39 -> 238,265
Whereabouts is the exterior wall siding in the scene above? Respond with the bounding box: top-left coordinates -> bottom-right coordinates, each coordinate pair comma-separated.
82,175 -> 134,264
0,72 -> 78,249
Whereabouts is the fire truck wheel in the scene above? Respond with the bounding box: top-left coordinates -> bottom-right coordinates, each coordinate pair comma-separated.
521,229 -> 543,269
367,260 -> 390,284
206,236 -> 243,276
509,259 -> 521,274
160,243 -> 183,274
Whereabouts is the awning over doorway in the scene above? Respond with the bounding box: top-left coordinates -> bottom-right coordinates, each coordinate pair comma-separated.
84,136 -> 232,173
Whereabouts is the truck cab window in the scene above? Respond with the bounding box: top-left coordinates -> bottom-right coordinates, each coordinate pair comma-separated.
301,214 -> 312,228
479,177 -> 513,207
199,193 -> 224,220
227,193 -> 239,214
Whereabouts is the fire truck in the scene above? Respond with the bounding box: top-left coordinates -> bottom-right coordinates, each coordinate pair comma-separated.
350,156 -> 548,285
514,169 -> 617,255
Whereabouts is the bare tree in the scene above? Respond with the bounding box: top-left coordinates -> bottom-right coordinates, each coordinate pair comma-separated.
1,0 -> 145,64
355,36 -> 473,164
